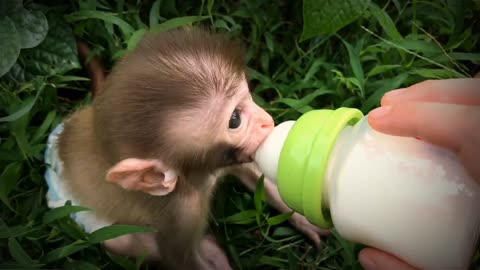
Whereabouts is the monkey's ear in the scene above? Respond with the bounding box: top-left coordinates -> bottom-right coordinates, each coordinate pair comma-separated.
106,158 -> 178,196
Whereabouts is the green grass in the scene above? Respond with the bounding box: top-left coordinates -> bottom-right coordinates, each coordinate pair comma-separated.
1,0 -> 479,269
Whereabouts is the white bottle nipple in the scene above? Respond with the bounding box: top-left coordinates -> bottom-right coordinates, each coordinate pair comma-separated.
254,121 -> 296,182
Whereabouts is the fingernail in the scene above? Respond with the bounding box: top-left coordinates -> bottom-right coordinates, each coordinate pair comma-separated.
359,256 -> 377,270
369,106 -> 391,120
385,88 -> 406,97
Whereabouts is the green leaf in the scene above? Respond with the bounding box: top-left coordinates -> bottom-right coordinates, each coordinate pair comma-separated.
254,175 -> 265,213
151,16 -> 209,33
301,0 -> 370,40
88,225 -> 156,244
207,0 -> 215,15
0,162 -> 23,210
107,252 -> 138,270
149,0 -> 162,27
0,89 -> 42,122
272,226 -> 296,237
264,32 -> 274,53
303,59 -> 325,82
41,241 -> 90,263
30,111 -> 56,144
0,0 -> 22,18
64,261 -> 100,270
43,205 -> 91,224
13,11 -> 81,81
267,212 -> 293,226
361,73 -> 408,113
126,28 -> 147,51
408,68 -> 457,79
0,16 -> 21,77
259,255 -> 286,268
342,39 -> 364,94
65,10 -> 135,36
8,238 -> 37,266
367,64 -> 402,77
369,3 -> 402,41
0,225 -> 37,239
277,88 -> 334,111
331,229 -> 356,266
393,39 -> 441,54
220,210 -> 258,225
10,8 -> 48,49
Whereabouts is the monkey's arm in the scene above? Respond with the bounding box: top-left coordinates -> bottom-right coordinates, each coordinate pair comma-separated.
220,163 -> 330,248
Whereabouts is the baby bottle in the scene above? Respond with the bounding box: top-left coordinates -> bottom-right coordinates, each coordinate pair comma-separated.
254,107 -> 480,270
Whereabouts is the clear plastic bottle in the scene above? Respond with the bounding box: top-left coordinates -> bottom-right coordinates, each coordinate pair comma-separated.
254,107 -> 480,270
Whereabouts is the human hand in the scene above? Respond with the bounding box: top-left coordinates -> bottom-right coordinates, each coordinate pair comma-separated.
360,78 -> 480,270
368,78 -> 480,182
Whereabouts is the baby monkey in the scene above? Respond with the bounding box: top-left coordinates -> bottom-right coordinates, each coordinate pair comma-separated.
44,28 -> 328,269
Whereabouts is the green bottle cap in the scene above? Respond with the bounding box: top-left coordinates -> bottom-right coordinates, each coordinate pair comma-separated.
277,107 -> 364,228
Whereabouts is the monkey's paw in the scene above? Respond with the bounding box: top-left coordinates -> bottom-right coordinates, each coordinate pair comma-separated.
289,212 -> 330,249
201,235 -> 233,270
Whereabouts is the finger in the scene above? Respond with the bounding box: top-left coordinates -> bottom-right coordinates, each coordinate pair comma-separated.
358,248 -> 418,270
381,79 -> 480,106
368,102 -> 480,180
313,226 -> 331,236
307,230 -> 322,249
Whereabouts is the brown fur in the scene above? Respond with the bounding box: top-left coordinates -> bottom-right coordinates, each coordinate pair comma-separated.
59,28 -> 246,269
58,27 -> 329,269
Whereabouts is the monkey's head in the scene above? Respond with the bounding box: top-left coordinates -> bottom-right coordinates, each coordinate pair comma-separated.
92,28 -> 274,195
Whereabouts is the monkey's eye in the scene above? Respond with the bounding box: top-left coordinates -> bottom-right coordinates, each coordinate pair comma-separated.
229,109 -> 241,129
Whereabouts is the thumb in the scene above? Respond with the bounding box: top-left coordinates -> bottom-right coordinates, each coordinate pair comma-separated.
358,248 -> 419,270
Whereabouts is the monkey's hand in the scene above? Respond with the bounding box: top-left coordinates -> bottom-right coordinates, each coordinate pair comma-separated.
222,163 -> 331,249
200,234 -> 232,270
288,212 -> 330,249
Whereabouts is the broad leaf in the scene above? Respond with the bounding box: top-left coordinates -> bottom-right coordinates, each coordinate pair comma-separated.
11,11 -> 80,81
10,8 -> 48,49
302,0 -> 370,40
0,0 -> 22,18
0,17 -> 20,77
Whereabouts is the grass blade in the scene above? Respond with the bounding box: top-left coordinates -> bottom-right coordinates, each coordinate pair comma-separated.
341,39 -> 365,95
8,238 -> 38,266
150,16 -> 209,33
30,111 -> 56,144
41,241 -> 90,263
0,91 -> 41,123
369,3 -> 403,41
254,175 -> 265,213
220,210 -> 258,225
149,0 -> 162,27
65,11 -> 135,36
267,212 -> 293,226
0,162 -> 23,211
43,205 -> 91,224
88,225 -> 156,243
367,64 -> 401,77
